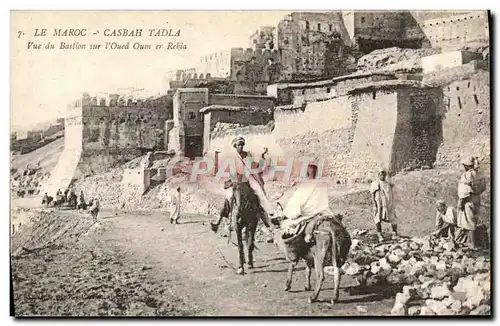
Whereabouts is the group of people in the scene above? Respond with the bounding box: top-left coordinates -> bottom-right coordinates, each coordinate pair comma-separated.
41,187 -> 101,221
206,136 -> 487,251
431,156 -> 487,249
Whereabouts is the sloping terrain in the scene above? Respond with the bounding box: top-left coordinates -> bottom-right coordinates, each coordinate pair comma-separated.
11,137 -> 64,173
11,210 -> 196,316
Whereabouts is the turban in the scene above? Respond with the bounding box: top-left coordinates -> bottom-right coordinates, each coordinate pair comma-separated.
436,200 -> 446,207
232,136 -> 245,147
223,179 -> 233,189
461,156 -> 475,166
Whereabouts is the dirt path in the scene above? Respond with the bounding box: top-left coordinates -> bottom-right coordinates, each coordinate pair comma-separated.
97,209 -> 395,316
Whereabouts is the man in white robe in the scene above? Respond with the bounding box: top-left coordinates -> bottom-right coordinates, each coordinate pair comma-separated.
370,170 -> 398,242
167,186 -> 181,224
280,164 -> 333,241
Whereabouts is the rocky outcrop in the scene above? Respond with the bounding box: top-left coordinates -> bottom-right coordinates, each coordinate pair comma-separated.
357,47 -> 441,72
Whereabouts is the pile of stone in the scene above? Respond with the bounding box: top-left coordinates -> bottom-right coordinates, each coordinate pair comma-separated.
72,168 -> 123,207
341,235 -> 490,316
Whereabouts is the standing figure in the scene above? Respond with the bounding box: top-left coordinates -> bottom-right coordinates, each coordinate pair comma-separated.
68,190 -> 77,209
89,197 -> 100,222
456,156 -> 485,249
41,192 -> 49,207
370,170 -> 398,242
168,186 -> 181,224
77,190 -> 87,210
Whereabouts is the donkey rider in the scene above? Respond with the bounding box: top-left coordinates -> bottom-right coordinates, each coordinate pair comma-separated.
210,136 -> 274,231
276,164 -> 335,243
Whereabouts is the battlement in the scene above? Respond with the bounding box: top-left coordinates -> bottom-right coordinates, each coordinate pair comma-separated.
173,88 -> 209,97
199,50 -> 231,64
230,47 -> 281,62
68,92 -> 162,109
288,11 -> 344,22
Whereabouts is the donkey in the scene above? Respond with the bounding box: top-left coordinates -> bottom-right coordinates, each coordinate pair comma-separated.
271,210 -> 351,305
230,181 -> 270,275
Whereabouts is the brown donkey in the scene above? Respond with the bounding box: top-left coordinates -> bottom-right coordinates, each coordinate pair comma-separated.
272,213 -> 351,305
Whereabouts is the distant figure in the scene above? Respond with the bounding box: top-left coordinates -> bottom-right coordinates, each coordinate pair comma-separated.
168,186 -> 181,224
54,189 -> 64,207
68,190 -> 77,209
456,156 -> 486,249
370,170 -> 398,242
77,190 -> 87,210
432,200 -> 457,241
41,192 -> 50,206
89,197 -> 100,222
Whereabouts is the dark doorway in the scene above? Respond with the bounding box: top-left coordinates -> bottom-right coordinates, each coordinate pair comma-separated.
185,136 -> 203,158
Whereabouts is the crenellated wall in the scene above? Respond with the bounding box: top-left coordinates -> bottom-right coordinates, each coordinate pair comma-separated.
197,50 -> 232,78
190,11 -> 487,87
43,92 -> 170,195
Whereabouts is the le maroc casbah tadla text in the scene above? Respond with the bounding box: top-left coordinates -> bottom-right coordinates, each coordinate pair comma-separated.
21,28 -> 186,51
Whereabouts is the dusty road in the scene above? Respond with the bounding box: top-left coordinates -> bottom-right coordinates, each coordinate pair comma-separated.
12,203 -> 398,316
83,209 -> 395,316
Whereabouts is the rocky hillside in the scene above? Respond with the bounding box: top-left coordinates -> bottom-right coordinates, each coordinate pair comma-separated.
357,47 -> 441,72
11,137 -> 64,195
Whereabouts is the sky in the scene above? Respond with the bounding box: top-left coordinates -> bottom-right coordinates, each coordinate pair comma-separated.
10,10 -> 294,131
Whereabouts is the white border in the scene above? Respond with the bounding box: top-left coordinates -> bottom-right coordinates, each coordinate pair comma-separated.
2,1 -> 498,325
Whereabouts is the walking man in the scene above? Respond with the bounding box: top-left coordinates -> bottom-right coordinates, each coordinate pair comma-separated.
370,169 -> 398,242
168,186 -> 181,224
89,197 -> 100,222
77,190 -> 87,210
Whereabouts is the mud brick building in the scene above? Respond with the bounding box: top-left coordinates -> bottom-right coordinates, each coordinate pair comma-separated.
166,89 -> 276,158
